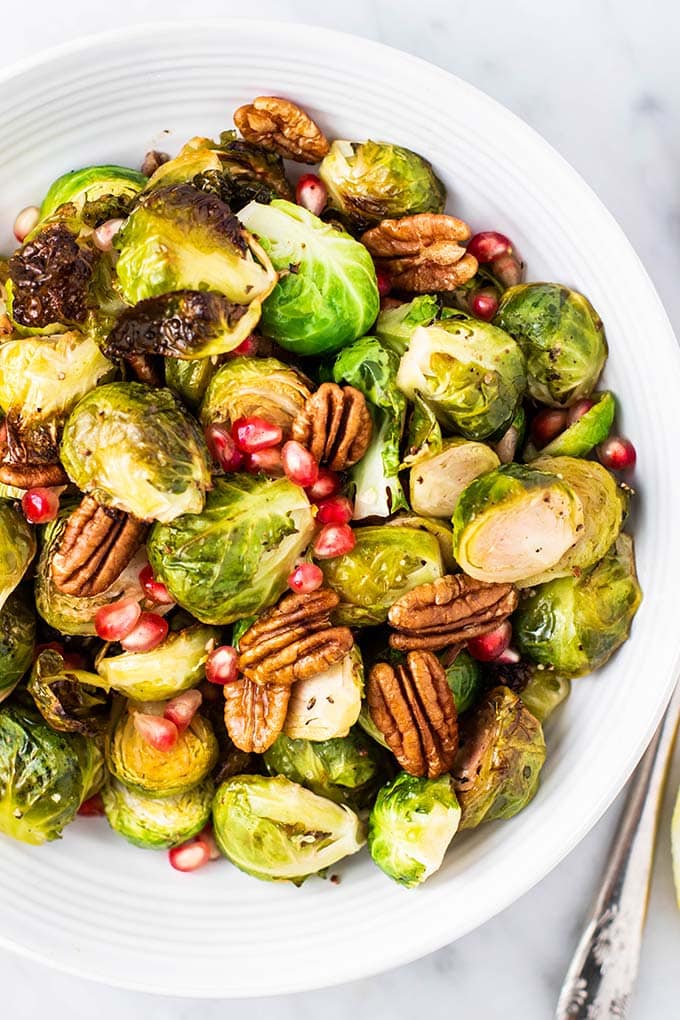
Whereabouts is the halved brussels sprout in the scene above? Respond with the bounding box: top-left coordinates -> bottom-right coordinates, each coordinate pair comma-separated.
237,200 -> 379,356
0,591 -> 36,702
527,392 -> 615,460
319,526 -> 443,626
320,140 -> 445,229
107,706 -> 218,797
40,164 -> 147,225
0,701 -> 103,844
403,391 -> 443,467
212,774 -> 366,883
95,624 -> 219,701
103,776 -> 213,850
284,647 -> 364,742
409,438 -> 500,519
143,139 -> 223,189
368,772 -> 461,888
165,356 -> 218,409
200,356 -> 311,437
520,669 -> 571,723
375,294 -> 440,357
453,686 -> 546,829
148,475 -> 315,625
60,382 -> 211,523
444,648 -> 483,714
381,514 -> 456,572
0,501 -> 36,611
263,726 -> 387,809
514,534 -> 642,677
198,134 -> 293,209
28,649 -> 109,736
495,283 -> 607,407
396,317 -> 526,441
452,463 -> 584,584
358,701 -> 390,749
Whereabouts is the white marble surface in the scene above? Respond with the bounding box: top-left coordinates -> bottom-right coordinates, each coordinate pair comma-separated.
4,1 -> 680,1016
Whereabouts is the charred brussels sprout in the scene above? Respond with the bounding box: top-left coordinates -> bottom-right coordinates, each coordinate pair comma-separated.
107,706 -> 218,797
60,382 -> 211,522
103,777 -> 213,850
0,501 -> 36,611
165,355 -> 217,408
212,774 -> 366,883
95,624 -> 219,701
40,164 -> 146,225
213,134 -> 292,209
520,670 -> 571,723
27,649 -> 109,736
453,686 -> 546,829
368,772 -> 461,888
319,525 -> 443,627
444,649 -> 483,714
452,463 -> 584,584
0,591 -> 36,701
0,702 -> 103,844
409,438 -> 500,519
143,139 -> 223,189
527,392 -> 615,459
237,200 -> 379,356
396,317 -> 526,441
375,294 -> 440,357
284,647 -> 364,741
148,475 -> 315,625
320,140 -> 445,229
200,356 -> 311,436
514,535 -> 642,677
495,283 -> 607,407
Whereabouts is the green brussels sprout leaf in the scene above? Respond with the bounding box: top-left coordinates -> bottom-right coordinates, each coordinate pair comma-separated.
375,295 -> 440,357
409,438 -> 500,519
520,669 -> 571,723
443,648 -> 483,714
0,591 -> 36,701
27,650 -> 110,737
40,164 -> 147,225
103,777 -> 214,850
0,501 -> 36,612
200,356 -> 311,436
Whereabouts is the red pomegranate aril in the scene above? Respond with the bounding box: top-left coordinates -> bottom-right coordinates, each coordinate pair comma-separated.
205,645 -> 239,685
94,597 -> 141,642
77,793 -> 105,817
597,436 -> 637,471
530,408 -> 568,448
296,173 -> 328,216
470,287 -> 499,321
164,689 -> 202,732
467,230 -> 513,264
243,446 -> 283,475
375,266 -> 392,298
282,440 -> 319,487
92,217 -> 124,251
120,612 -> 169,653
467,621 -> 512,662
228,335 -> 258,357
305,468 -> 341,502
232,416 -> 283,453
21,487 -> 60,524
490,252 -> 523,288
13,205 -> 40,243
288,562 -> 324,594
566,399 -> 595,426
205,423 -> 244,472
133,712 -> 179,752
169,837 -> 211,872
313,522 -> 356,559
493,646 -> 521,665
139,563 -> 174,605
316,495 -> 353,525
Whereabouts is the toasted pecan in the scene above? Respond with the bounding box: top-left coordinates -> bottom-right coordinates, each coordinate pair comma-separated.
223,676 -> 290,753
361,213 -> 478,293
291,382 -> 372,471
234,96 -> 329,164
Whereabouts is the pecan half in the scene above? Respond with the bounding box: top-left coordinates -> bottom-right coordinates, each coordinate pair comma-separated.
123,352 -> 164,387
388,574 -> 518,652
368,651 -> 458,778
361,213 -> 478,293
291,383 -> 372,470
223,676 -> 290,753
50,495 -> 148,597
0,421 -> 67,488
238,588 -> 354,686
234,96 -> 330,164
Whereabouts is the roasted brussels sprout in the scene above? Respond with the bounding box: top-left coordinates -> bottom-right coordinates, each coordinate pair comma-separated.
200,356 -> 311,436
453,686 -> 546,829
514,535 -> 642,677
375,294 -> 440,357
381,513 -> 457,572
284,647 -> 364,742
165,355 -> 218,408
409,438 -> 500,519
520,669 -> 571,723
60,382 -> 211,523
495,283 -> 607,407
0,501 -> 36,611
107,706 -> 218,797
214,134 -> 293,209
368,772 -> 461,888
143,139 -> 223,189
527,392 -> 615,459
396,317 -> 526,441
95,624 -> 219,701
237,200 -> 379,355
332,336 -> 408,518
444,648 -> 483,714
212,774 -> 366,883
0,701 -> 103,844
319,140 -> 445,229
40,164 -> 147,225
0,591 -> 36,701
148,475 -> 315,625
452,463 -> 584,584
319,525 -> 443,626
263,727 -> 386,809
28,649 -> 109,736
103,776 -> 213,850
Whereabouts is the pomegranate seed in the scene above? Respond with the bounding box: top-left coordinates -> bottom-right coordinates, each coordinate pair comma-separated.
21,487 -> 60,524
597,436 -> 637,471
92,217 -> 124,251
120,612 -> 168,653
296,173 -> 328,216
288,562 -> 324,594
467,621 -> 512,662
530,408 -> 568,448
169,837 -> 211,872
491,252 -> 523,288
232,416 -> 283,453
243,446 -> 283,476
467,231 -> 513,264
375,266 -> 392,298
313,522 -> 356,559
566,399 -> 595,426
139,563 -> 174,605
164,689 -> 202,732
306,468 -> 341,502
282,441 -> 319,487
200,824 -> 221,861
205,423 -> 244,472
493,647 -> 521,665
230,335 -> 258,357
77,793 -> 105,817
205,645 -> 239,685
94,597 -> 141,642
470,287 -> 499,321
316,495 -> 353,525
134,712 -> 179,752
13,205 -> 40,243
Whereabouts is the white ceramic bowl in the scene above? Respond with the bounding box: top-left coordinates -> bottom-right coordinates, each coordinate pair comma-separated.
1,19 -> 679,999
